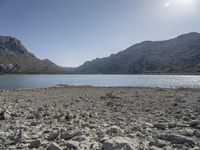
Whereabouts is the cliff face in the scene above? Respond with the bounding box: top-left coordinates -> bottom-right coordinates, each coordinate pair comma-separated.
76,32 -> 200,74
0,36 -> 67,74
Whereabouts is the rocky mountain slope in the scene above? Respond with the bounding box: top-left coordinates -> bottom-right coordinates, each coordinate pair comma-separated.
76,32 -> 200,74
0,36 -> 67,74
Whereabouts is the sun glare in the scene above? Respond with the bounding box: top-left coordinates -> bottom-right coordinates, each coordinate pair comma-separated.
164,0 -> 197,11
175,0 -> 194,6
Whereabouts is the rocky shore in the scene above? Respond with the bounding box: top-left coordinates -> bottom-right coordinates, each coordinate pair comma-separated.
0,86 -> 200,150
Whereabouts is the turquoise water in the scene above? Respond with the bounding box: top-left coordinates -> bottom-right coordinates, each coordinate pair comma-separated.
0,74 -> 200,89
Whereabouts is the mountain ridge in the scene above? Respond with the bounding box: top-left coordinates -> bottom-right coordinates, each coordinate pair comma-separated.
0,32 -> 200,74
0,36 -> 68,74
75,32 -> 200,74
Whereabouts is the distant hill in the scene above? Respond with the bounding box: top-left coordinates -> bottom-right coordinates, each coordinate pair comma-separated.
76,32 -> 200,74
0,36 -> 67,74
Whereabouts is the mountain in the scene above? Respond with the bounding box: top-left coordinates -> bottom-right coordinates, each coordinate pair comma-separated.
76,32 -> 200,74
0,36 -> 67,74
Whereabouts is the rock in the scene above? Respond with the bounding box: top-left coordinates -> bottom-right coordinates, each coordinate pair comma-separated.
65,111 -> 74,121
61,131 -> 72,140
80,111 -> 90,118
196,125 -> 200,129
167,122 -> 176,128
46,142 -> 62,150
190,120 -> 200,127
180,129 -> 193,137
28,139 -> 41,149
158,133 -> 195,147
8,130 -> 22,143
182,116 -> 190,122
73,135 -> 88,142
99,135 -> 110,143
0,111 -> 5,120
149,139 -> 167,148
193,130 -> 200,138
47,131 -> 59,141
100,93 -> 120,100
30,121 -> 40,126
102,137 -> 139,150
153,123 -> 167,130
105,126 -> 123,136
65,140 -> 79,150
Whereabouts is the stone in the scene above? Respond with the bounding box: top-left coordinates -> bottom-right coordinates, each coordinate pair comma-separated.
28,139 -> 41,149
190,120 -> 200,127
153,123 -> 167,130
193,130 -> 200,138
46,142 -> 62,150
102,137 -> 138,150
47,131 -> 59,141
0,111 -> 5,120
182,116 -> 190,122
180,129 -> 193,137
167,122 -> 176,128
8,130 -> 22,143
61,131 -> 72,140
65,140 -> 79,150
65,111 -> 74,121
196,125 -> 200,129
105,126 -> 123,136
149,139 -> 167,148
100,93 -> 120,100
73,135 -> 88,142
158,133 -> 195,147
30,121 -> 40,126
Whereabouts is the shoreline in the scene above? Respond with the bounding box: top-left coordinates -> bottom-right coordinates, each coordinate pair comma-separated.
0,86 -> 200,149
1,85 -> 200,92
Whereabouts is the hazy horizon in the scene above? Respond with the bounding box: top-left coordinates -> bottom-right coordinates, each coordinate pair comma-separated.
0,0 -> 200,67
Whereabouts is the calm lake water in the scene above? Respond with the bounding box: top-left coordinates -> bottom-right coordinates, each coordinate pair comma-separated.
0,75 -> 200,89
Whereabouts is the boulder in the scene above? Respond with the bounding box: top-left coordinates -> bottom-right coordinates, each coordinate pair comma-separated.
102,137 -> 139,150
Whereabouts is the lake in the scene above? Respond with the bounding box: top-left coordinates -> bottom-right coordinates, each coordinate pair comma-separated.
0,74 -> 200,89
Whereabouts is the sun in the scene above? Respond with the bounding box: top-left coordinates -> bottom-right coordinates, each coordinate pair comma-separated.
164,2 -> 170,7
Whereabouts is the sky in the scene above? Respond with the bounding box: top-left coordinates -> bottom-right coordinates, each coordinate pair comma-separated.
0,0 -> 200,67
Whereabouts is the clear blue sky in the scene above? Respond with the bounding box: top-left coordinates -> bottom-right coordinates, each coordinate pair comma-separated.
0,0 -> 199,67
